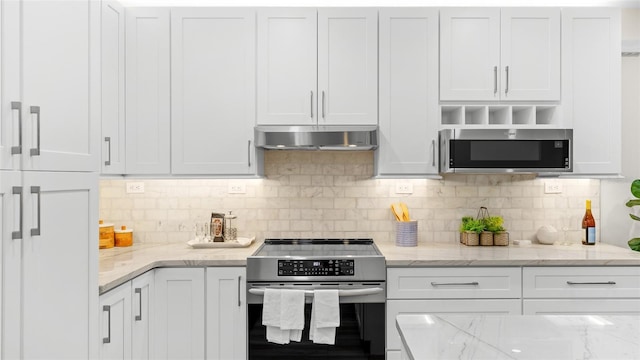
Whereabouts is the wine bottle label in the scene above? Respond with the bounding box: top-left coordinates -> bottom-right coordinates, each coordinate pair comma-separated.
586,227 -> 596,244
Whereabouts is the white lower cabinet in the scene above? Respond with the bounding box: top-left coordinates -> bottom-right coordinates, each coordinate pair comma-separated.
132,271 -> 155,360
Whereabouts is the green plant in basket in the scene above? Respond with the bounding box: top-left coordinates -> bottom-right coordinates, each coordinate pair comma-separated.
459,216 -> 474,232
462,218 -> 485,234
483,216 -> 506,233
626,179 -> 640,251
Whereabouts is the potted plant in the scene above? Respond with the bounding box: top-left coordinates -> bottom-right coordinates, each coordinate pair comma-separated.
484,215 -> 509,246
625,179 -> 640,252
459,216 -> 474,244
460,217 -> 484,246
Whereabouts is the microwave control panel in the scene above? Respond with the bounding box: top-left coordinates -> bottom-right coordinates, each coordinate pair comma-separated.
278,259 -> 354,276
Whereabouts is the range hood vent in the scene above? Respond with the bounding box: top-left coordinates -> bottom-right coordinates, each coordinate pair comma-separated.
254,125 -> 378,150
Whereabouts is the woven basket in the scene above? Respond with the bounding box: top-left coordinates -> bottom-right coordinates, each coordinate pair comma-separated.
465,232 -> 479,246
493,232 -> 509,246
480,231 -> 494,246
460,232 -> 467,245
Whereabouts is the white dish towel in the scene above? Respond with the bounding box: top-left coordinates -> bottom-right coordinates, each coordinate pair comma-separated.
262,288 -> 305,344
309,289 -> 340,345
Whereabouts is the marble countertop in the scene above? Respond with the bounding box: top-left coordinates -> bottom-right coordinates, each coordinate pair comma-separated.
396,314 -> 640,360
98,240 -> 640,294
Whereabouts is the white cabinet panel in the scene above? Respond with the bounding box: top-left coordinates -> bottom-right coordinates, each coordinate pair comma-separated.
206,267 -> 246,360
132,271 -> 154,360
171,8 -> 257,175
101,0 -> 126,174
154,268 -> 205,360
523,266 -> 640,298
125,8 -> 171,175
21,0 -> 99,172
523,299 -> 640,315
563,8 -> 621,175
318,8 -> 377,125
257,8 -> 317,125
22,171 -> 98,359
0,2 -> 21,170
100,282 -> 132,360
378,8 -> 439,175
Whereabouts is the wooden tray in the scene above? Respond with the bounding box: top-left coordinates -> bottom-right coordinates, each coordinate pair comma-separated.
187,236 -> 255,249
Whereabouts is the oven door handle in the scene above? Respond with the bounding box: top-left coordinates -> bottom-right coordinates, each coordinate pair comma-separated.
248,287 -> 384,297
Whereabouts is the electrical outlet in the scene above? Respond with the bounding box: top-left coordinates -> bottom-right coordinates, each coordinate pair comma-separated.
544,181 -> 563,194
228,183 -> 246,194
395,183 -> 413,194
126,182 -> 145,194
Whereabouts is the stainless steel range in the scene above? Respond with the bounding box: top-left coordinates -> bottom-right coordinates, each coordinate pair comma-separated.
246,238 -> 386,359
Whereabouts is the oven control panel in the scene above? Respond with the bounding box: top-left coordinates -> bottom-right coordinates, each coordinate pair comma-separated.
278,259 -> 354,276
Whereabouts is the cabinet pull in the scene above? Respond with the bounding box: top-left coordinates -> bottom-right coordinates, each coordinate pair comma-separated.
493,66 -> 498,95
12,187 -> 23,240
30,186 -> 41,236
237,275 -> 242,307
505,66 -> 509,95
104,137 -> 111,166
566,281 -> 616,285
310,91 -> 314,119
29,106 -> 40,156
11,102 -> 22,155
247,140 -> 251,167
431,139 -> 436,167
135,288 -> 142,321
103,305 -> 111,344
431,282 -> 479,287
322,91 -> 325,119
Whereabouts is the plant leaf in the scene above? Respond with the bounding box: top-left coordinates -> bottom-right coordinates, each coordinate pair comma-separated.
628,238 -> 640,252
630,214 -> 640,221
632,179 -> 640,198
625,199 -> 640,207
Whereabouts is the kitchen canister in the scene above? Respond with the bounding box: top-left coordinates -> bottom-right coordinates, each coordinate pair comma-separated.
99,220 -> 115,249
114,226 -> 133,247
395,220 -> 418,247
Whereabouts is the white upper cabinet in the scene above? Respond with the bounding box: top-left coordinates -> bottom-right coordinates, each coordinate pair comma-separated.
257,9 -> 317,125
563,8 -> 621,175
378,8 -> 439,176
171,8 -> 257,175
125,8 -> 171,175
101,1 -> 126,174
440,8 -> 560,101
257,8 -> 378,126
0,2 -> 20,171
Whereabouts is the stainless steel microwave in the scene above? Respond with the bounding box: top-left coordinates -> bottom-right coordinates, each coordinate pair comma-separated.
439,129 -> 573,174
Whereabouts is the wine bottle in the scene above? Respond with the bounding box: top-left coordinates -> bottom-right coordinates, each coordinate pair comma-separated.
581,199 -> 596,245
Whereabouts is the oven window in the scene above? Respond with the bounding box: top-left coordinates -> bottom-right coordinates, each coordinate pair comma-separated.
248,303 -> 385,360
451,139 -> 569,168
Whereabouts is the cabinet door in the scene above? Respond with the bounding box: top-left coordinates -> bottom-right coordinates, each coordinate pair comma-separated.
563,8 -> 621,175
523,299 -> 640,315
501,8 -> 560,101
0,171 -> 21,359
132,270 -> 154,360
21,0 -> 99,172
0,1 -> 21,170
153,268 -> 205,360
125,8 -> 171,175
101,1 -> 126,174
378,9 -> 439,176
440,8 -> 500,101
257,8 -> 317,125
171,8 -> 257,175
386,299 -> 521,352
206,267 -> 246,360
100,282 -> 132,360
318,8 -> 378,125
22,171 -> 99,359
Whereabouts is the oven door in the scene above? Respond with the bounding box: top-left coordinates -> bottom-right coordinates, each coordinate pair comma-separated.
247,283 -> 385,360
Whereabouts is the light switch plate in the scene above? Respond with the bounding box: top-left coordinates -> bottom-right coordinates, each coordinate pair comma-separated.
395,183 -> 413,194
126,182 -> 145,194
228,183 -> 246,194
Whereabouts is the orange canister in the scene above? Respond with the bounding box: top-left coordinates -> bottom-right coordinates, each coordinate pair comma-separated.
114,226 -> 133,247
99,220 -> 115,249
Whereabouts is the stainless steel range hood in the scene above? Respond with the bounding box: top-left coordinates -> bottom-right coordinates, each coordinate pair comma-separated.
254,125 -> 378,150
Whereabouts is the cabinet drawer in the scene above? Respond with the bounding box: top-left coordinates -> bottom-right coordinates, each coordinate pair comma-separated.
387,267 -> 522,299
523,299 -> 640,315
523,267 -> 640,298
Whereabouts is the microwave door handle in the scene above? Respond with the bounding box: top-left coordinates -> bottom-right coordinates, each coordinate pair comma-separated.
248,287 -> 384,297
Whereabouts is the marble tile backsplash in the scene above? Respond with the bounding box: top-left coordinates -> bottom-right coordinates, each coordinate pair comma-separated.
99,151 -> 600,245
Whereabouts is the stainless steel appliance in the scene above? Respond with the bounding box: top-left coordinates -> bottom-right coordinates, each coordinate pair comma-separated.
247,239 -> 386,359
439,128 -> 573,174
254,126 -> 378,150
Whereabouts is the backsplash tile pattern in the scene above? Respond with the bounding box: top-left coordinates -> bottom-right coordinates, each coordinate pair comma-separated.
100,151 -> 600,244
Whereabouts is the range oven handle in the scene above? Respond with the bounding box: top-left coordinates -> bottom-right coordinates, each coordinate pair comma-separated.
248,287 -> 384,298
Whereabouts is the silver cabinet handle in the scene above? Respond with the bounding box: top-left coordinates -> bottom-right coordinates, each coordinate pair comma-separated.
248,287 -> 383,297
102,305 -> 111,344
29,106 -> 40,156
566,281 -> 616,285
237,275 -> 242,307
505,66 -> 509,94
135,288 -> 142,321
310,91 -> 314,119
431,139 -> 436,167
30,186 -> 41,236
104,137 -> 111,166
11,102 -> 22,155
493,66 -> 498,95
12,187 -> 23,240
321,91 -> 325,119
431,282 -> 479,286
247,140 -> 251,168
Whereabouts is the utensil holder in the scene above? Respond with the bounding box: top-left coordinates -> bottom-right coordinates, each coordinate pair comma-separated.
395,221 -> 417,247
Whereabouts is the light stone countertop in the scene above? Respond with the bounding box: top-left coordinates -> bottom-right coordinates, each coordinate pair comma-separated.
98,240 -> 640,294
396,314 -> 640,360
